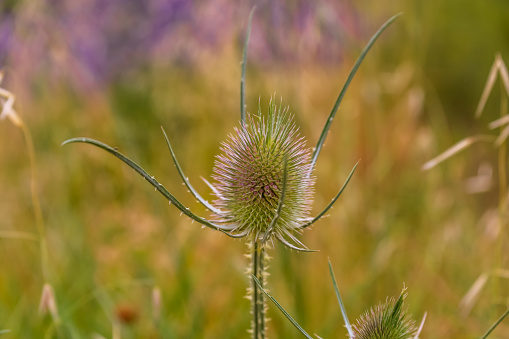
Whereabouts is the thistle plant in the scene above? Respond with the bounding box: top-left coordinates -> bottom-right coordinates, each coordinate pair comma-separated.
253,261 -> 424,339
350,290 -> 417,339
62,11 -> 400,338
212,100 -> 315,247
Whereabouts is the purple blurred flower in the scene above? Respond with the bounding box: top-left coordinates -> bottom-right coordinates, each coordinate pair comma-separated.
0,0 -> 361,94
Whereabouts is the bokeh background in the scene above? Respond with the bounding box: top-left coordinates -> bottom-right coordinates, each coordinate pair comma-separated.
1,0 -> 509,338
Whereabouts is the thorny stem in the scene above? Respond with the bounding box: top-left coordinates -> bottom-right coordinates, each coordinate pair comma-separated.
251,239 -> 266,339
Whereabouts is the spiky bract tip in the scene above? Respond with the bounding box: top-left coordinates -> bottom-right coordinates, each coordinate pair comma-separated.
212,98 -> 315,243
350,290 -> 417,339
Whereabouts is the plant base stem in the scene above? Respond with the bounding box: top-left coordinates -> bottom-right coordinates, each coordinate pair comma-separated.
251,239 -> 266,339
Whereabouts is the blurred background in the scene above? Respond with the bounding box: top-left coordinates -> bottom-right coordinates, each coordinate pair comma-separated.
1,0 -> 509,338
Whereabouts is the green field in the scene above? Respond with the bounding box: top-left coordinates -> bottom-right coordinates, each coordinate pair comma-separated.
1,1 -> 509,338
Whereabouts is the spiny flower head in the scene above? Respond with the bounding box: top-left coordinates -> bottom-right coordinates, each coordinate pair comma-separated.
350,290 -> 417,339
212,98 -> 315,244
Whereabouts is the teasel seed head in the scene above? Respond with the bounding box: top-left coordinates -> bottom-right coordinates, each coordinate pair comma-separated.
212,97 -> 315,244
350,289 -> 417,339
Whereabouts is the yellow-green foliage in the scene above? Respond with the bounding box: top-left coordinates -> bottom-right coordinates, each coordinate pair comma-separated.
1,1 -> 509,338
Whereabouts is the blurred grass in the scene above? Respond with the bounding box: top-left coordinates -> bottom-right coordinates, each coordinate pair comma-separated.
1,1 -> 509,338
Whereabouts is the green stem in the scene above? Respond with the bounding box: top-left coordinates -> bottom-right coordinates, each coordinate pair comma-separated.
252,239 -> 266,339
479,308 -> 509,339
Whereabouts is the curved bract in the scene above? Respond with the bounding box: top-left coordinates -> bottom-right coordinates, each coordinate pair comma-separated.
310,12 -> 402,170
161,127 -> 222,215
61,137 -> 242,238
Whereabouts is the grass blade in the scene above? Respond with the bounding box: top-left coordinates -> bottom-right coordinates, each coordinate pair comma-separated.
476,54 -> 509,118
328,259 -> 353,337
498,55 -> 509,97
161,127 -> 222,215
459,273 -> 489,318
0,230 -> 39,241
495,124 -> 509,146
311,13 -> 401,170
300,162 -> 358,229
476,56 -> 501,118
252,276 -> 314,339
488,114 -> 509,129
240,7 -> 256,124
421,135 -> 495,171
62,138 -> 241,237
0,330 -> 10,335
479,308 -> 509,339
